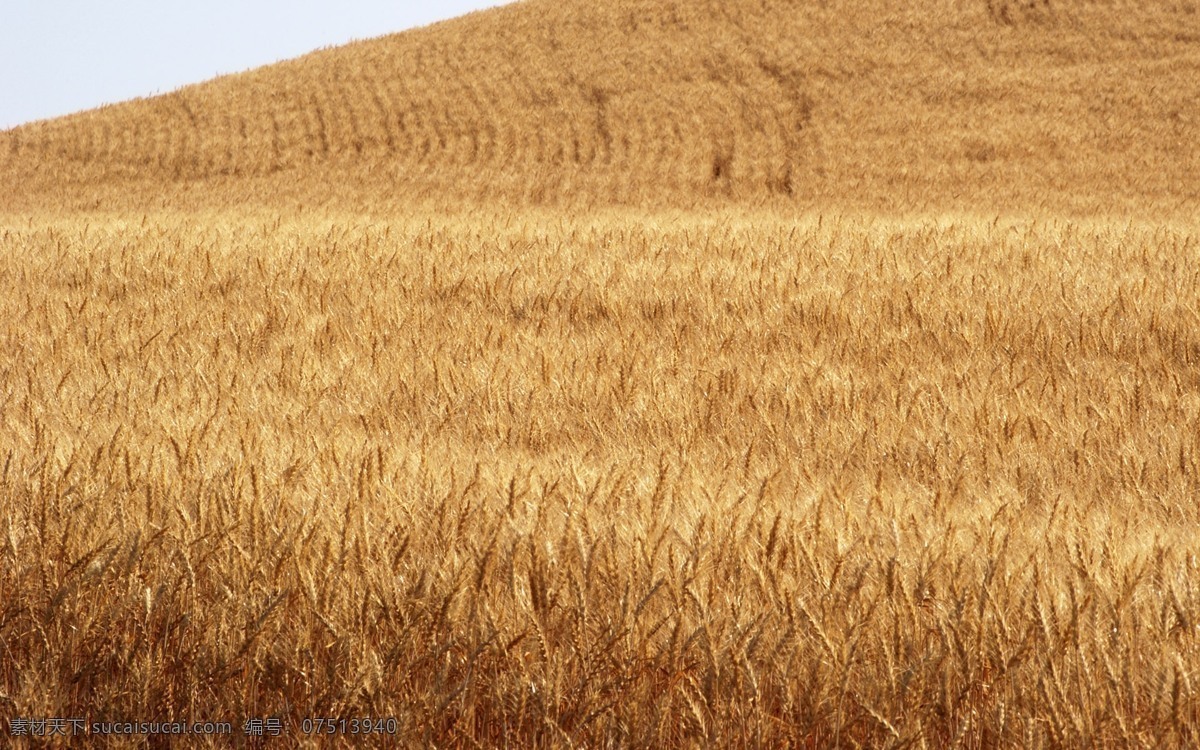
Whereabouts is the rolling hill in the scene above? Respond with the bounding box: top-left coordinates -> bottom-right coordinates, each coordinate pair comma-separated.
2,0 -> 1198,213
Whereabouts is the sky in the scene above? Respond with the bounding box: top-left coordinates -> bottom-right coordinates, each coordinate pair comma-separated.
0,1 -> 513,130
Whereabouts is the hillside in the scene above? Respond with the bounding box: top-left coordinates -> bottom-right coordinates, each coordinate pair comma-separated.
2,0 -> 1198,213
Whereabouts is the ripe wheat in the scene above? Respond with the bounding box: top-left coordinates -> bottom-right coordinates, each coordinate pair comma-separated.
2,210 -> 1199,746
2,0 -> 1198,746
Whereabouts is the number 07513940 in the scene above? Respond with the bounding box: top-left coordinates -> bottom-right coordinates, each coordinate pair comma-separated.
300,718 -> 399,735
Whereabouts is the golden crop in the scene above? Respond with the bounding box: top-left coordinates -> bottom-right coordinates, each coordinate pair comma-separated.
2,0 -> 1200,746
2,0 -> 1197,216
2,210 -> 1199,747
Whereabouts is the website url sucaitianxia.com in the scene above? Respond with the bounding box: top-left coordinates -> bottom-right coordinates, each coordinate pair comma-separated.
7,718 -> 234,738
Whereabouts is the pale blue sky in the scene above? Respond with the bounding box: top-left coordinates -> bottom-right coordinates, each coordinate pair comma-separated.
1,1 -> 512,130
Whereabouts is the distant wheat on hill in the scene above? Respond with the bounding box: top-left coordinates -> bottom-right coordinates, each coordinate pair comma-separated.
2,0 -> 1199,212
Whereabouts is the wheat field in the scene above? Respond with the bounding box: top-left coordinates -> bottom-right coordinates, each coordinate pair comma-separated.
4,210 -> 1199,746
3,0 -> 1200,747
3,0 -> 1198,215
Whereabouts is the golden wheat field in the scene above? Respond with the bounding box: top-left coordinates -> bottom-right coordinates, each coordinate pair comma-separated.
3,0 -> 1200,747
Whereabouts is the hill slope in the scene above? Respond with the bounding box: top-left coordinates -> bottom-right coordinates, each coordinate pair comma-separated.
2,0 -> 1199,212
